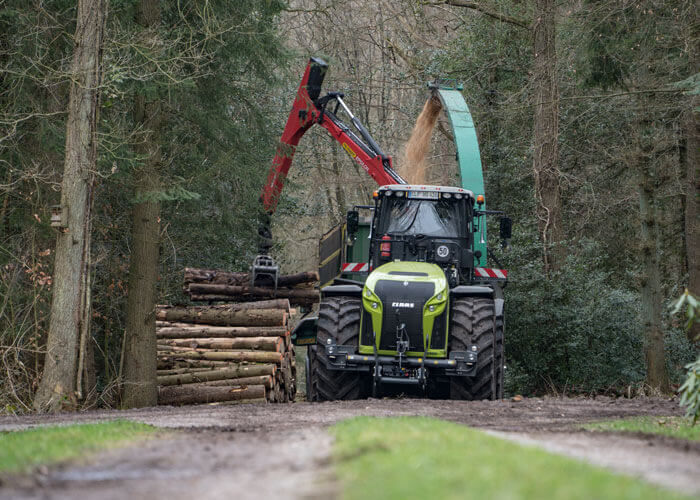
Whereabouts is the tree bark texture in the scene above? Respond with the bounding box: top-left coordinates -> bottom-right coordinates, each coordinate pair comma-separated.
160,298 -> 291,312
159,336 -> 283,351
186,284 -> 319,304
157,350 -> 283,364
122,0 -> 162,409
637,138 -> 671,392
532,0 -> 563,274
33,0 -> 106,412
155,307 -> 287,327
184,268 -> 318,288
156,324 -> 288,339
202,375 -> 273,389
157,365 -> 275,386
685,102 -> 700,345
157,384 -> 266,406
157,358 -> 235,370
156,367 -> 213,376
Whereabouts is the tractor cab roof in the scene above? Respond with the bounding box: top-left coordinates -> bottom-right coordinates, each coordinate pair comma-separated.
378,184 -> 474,200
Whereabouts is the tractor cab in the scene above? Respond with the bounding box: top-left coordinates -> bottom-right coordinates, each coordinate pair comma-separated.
366,185 -> 475,287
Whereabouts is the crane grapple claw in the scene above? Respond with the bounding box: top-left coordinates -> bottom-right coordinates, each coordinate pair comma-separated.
251,255 -> 279,292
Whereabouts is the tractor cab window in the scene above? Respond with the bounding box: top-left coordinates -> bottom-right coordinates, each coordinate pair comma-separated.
381,197 -> 464,238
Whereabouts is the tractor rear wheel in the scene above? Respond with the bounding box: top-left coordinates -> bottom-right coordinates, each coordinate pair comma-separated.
494,313 -> 504,400
307,296 -> 369,401
448,297 -> 502,400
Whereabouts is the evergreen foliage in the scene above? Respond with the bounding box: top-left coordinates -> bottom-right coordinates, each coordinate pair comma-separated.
428,0 -> 696,394
673,291 -> 700,423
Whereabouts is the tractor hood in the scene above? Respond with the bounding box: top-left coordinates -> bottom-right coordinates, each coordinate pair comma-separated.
360,261 -> 449,357
364,261 -> 448,297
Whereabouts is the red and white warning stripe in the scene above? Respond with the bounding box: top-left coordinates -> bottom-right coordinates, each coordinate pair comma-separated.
342,262 -> 370,273
474,267 -> 508,279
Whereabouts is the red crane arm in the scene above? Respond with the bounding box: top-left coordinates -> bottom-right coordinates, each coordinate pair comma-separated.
261,57 -> 404,214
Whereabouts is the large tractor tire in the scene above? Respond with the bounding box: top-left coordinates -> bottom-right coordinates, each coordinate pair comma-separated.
307,296 -> 369,401
448,297 -> 503,400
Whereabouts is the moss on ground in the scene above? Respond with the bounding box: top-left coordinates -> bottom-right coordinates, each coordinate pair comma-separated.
0,420 -> 158,473
332,416 -> 690,500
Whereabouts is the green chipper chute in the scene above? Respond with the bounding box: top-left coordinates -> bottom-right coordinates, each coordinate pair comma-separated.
430,81 -> 488,267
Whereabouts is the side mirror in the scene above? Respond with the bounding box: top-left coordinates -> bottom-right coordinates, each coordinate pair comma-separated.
499,216 -> 512,249
346,210 -> 359,235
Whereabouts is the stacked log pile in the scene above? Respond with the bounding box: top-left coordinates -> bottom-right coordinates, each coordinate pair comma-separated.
183,267 -> 319,307
156,299 -> 296,405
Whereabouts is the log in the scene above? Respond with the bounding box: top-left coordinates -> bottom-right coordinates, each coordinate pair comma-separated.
156,367 -> 212,376
188,294 -> 318,307
155,307 -> 287,327
203,375 -> 274,389
157,358 -> 233,370
158,343 -> 283,354
186,283 -> 319,302
158,349 -> 283,364
157,299 -> 291,314
184,268 -> 318,288
157,364 -> 276,386
157,325 -> 288,339
159,337 -> 283,351
158,384 -> 266,406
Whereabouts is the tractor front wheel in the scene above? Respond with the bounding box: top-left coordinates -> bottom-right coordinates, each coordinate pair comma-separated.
307,296 -> 369,401
448,297 -> 503,400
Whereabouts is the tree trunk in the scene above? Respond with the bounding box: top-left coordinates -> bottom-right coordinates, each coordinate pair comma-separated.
184,268 -> 318,288
202,375 -> 274,389
186,283 -> 319,303
157,349 -> 283,364
637,142 -> 671,392
160,336 -> 283,351
156,324 -> 288,339
162,298 -> 291,312
157,365 -> 275,386
33,0 -> 106,412
156,367 -> 213,376
157,384 -> 265,406
157,358 -> 234,370
155,306 -> 287,326
532,0 -> 562,274
686,101 -> 700,345
122,0 -> 162,409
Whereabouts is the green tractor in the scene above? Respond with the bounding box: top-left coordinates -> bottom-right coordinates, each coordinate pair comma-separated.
303,185 -> 511,400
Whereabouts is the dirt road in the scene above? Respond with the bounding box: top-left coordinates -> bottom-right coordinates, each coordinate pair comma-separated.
1,397 -> 697,499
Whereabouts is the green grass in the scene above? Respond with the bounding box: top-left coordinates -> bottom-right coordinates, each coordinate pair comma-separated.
0,420 -> 158,473
585,416 -> 700,441
332,417 -> 690,500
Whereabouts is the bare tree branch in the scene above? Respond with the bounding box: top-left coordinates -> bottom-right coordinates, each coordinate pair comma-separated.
423,0 -> 530,30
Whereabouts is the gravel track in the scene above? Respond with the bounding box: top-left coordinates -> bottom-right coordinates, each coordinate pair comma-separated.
0,397 -> 695,499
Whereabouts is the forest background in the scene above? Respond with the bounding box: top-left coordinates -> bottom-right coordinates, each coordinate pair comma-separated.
0,0 -> 697,412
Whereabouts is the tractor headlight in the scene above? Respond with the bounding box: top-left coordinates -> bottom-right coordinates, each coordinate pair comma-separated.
442,192 -> 452,199
424,288 -> 448,316
362,287 -> 383,314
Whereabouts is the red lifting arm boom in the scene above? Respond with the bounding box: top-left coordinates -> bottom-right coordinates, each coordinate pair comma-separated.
261,57 -> 405,214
